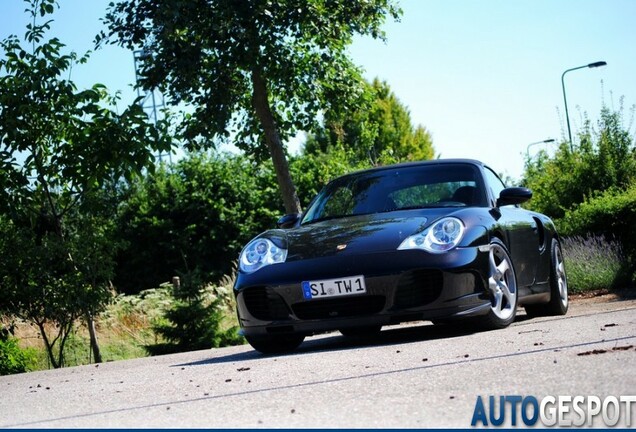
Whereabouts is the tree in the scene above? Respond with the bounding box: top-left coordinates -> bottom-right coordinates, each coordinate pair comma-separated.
290,144 -> 371,206
145,270 -> 243,355
304,78 -> 435,165
101,0 -> 401,214
0,0 -> 172,367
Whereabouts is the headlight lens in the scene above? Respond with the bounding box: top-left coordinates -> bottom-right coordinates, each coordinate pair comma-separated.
239,238 -> 288,273
398,217 -> 465,253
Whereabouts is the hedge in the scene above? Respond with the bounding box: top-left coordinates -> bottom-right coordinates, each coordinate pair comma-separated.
557,185 -> 636,260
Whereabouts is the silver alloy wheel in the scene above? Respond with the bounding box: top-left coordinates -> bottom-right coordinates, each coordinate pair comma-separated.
488,243 -> 517,320
554,244 -> 568,308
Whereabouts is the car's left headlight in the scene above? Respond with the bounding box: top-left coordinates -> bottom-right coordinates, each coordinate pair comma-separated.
239,237 -> 288,273
398,217 -> 465,253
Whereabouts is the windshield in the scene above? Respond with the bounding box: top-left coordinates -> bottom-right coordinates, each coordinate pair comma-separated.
301,163 -> 485,224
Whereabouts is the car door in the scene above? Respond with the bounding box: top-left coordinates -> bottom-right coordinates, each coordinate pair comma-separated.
483,167 -> 540,288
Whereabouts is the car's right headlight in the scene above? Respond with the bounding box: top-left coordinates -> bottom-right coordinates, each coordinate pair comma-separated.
239,237 -> 288,273
398,217 -> 465,253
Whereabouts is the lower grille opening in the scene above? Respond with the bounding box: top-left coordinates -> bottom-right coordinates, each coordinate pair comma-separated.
242,287 -> 290,321
292,295 -> 385,320
393,269 -> 443,309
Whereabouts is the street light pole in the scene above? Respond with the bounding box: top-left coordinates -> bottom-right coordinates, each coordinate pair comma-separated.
561,61 -> 607,151
526,138 -> 556,159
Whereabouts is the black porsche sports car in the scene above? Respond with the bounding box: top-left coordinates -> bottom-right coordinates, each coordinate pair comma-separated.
234,159 -> 568,353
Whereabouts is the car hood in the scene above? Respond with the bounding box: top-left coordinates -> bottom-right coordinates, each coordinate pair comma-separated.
274,209 -> 458,261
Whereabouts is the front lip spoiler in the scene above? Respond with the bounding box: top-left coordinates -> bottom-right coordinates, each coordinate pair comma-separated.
238,300 -> 492,338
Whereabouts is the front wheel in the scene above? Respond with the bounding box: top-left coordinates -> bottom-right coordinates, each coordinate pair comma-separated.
475,239 -> 518,330
525,238 -> 568,317
245,334 -> 305,354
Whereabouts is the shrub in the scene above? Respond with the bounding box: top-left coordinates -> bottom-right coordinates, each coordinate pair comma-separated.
522,103 -> 636,219
114,150 -> 373,294
557,185 -> 636,261
114,152 -> 280,293
0,336 -> 36,375
561,235 -> 630,293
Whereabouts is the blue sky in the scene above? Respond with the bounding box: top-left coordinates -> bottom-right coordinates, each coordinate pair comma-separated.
2,0 -> 635,180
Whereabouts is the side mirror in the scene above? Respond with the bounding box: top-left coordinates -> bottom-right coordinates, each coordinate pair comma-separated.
497,187 -> 532,207
277,213 -> 301,229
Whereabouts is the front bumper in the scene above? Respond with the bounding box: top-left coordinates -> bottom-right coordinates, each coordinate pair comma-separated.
234,246 -> 492,337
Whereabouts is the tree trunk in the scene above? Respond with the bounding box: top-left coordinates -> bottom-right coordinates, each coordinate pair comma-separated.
86,313 -> 102,363
37,318 -> 75,369
251,69 -> 302,215
37,321 -> 60,369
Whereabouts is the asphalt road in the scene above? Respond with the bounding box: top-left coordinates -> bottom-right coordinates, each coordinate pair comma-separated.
1,294 -> 635,428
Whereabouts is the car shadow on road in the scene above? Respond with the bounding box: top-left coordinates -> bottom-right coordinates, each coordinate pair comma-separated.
175,320 -> 491,367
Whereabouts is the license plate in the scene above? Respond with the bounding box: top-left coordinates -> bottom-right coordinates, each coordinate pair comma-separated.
301,275 -> 367,300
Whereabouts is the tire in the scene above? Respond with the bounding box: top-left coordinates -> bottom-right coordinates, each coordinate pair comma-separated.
475,238 -> 518,330
244,334 -> 305,354
525,238 -> 569,317
339,325 -> 382,338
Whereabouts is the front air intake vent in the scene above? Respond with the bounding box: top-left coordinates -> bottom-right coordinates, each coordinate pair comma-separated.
394,269 -> 443,309
242,287 -> 290,321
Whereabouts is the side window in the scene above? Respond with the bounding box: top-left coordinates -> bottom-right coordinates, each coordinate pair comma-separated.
483,167 -> 506,205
